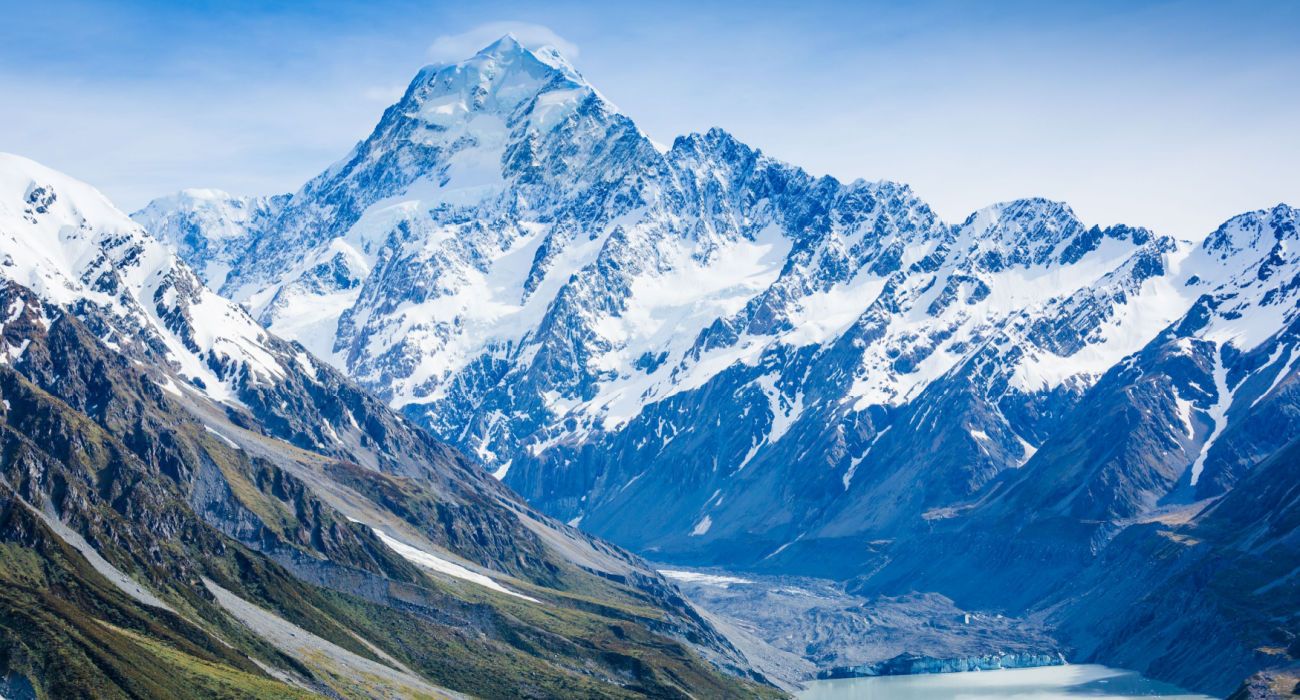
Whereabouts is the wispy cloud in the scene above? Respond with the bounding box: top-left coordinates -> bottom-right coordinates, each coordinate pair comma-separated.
427,21 -> 579,63
361,84 -> 407,103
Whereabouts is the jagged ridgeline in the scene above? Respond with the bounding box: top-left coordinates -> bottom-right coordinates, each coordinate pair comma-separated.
0,155 -> 781,698
25,34 -> 1300,698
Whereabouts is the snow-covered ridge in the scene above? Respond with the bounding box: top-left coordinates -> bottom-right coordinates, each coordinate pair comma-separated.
1187,204 -> 1300,352
131,188 -> 287,290
0,152 -> 288,403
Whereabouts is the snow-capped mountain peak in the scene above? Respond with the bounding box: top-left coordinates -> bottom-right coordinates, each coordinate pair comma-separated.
408,33 -> 598,129
1200,203 -> 1296,266
132,42 -> 1298,593
1184,203 -> 1300,352
471,33 -> 583,77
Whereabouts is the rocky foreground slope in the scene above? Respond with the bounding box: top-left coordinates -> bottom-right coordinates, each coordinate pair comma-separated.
0,153 -> 779,698
135,37 -> 1299,696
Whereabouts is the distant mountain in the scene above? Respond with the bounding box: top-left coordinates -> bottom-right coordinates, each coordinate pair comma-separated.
0,153 -> 777,698
131,188 -> 288,291
134,36 -> 1300,695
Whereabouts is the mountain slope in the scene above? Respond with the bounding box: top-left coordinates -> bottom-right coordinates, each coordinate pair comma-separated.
1047,430 -> 1300,697
0,152 -> 778,698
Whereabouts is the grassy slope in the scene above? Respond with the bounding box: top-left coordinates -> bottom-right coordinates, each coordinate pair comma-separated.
0,283 -> 777,699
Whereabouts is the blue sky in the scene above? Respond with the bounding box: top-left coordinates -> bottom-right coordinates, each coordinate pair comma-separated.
1,0 -> 1297,236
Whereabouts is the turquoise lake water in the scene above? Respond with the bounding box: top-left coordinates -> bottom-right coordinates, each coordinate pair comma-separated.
797,664 -> 1217,699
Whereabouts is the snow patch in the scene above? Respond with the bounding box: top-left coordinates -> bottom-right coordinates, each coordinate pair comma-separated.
371,528 -> 538,602
1189,346 -> 1235,486
1015,434 -> 1038,465
204,425 -> 242,450
844,426 -> 890,490
658,569 -> 752,587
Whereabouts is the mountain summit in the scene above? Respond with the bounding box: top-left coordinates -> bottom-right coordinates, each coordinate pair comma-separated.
133,38 -> 1300,696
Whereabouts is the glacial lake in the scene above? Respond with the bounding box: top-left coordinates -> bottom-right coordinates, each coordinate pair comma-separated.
797,664 -> 1217,699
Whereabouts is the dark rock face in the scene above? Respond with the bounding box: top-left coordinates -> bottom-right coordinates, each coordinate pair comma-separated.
1037,434 -> 1300,697
0,281 -> 771,697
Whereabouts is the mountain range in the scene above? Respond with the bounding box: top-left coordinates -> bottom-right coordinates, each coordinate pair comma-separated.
1,35 -> 1294,698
